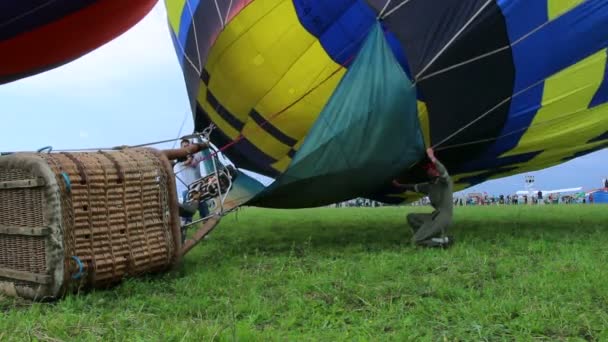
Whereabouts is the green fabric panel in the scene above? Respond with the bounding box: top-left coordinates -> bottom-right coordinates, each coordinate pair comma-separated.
248,22 -> 425,208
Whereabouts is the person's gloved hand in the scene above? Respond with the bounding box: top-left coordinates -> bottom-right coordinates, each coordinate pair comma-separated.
426,147 -> 437,164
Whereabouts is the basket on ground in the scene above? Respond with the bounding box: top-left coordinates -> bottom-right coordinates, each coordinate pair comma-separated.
0,148 -> 181,300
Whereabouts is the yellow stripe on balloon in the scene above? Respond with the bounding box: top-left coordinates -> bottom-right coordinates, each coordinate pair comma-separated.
271,156 -> 292,173
449,50 -> 608,188
201,0 -> 345,171
417,101 -> 431,148
197,84 -> 240,140
164,0 -> 187,35
242,121 -> 291,160
252,40 -> 344,139
547,0 -> 584,19
206,0 -> 286,71
503,49 -> 607,161
206,0 -> 317,120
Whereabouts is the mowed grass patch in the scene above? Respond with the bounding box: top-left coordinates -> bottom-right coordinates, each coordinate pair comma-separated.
1,205 -> 608,341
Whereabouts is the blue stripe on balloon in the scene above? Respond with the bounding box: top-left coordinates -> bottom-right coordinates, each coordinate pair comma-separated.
468,0 -> 608,170
292,0 -> 411,77
168,28 -> 184,67
590,50 -> 608,108
479,0 -> 548,160
176,0 -> 202,66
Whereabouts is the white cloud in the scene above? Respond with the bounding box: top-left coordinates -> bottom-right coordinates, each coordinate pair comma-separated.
1,3 -> 179,93
79,130 -> 89,139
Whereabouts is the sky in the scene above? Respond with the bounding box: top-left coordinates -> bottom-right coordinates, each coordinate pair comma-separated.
1,3 -> 606,195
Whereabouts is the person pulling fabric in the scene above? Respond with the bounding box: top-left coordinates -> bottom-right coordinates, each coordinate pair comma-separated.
392,148 -> 454,248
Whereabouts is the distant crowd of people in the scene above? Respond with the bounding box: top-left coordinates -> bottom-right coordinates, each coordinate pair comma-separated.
450,190 -> 593,206
408,193 -> 590,207
331,198 -> 387,208
333,189 -> 602,208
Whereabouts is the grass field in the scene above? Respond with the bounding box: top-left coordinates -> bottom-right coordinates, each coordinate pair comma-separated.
1,205 -> 608,341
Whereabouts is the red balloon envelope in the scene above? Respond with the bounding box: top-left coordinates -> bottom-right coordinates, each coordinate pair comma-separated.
0,0 -> 157,84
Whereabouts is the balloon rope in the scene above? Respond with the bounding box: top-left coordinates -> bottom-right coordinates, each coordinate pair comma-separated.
414,4 -> 580,85
172,1 -> 203,74
431,76 -> 546,150
414,0 -> 493,80
418,0 -> 592,149
172,111 -> 190,149
186,0 -> 204,71
0,0 -> 56,29
173,36 -> 202,75
212,0 -> 225,28
380,0 -> 414,19
225,0 -> 234,24
377,0 -> 394,19
17,133 -> 205,153
434,104 -> 599,152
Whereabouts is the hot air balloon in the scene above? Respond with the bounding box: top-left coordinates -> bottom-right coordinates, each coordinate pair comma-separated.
0,0 -> 157,85
165,0 -> 608,208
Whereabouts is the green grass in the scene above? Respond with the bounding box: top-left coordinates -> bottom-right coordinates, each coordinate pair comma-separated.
2,205 -> 608,341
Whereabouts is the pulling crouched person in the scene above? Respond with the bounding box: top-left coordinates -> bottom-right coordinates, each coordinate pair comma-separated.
392,148 -> 454,249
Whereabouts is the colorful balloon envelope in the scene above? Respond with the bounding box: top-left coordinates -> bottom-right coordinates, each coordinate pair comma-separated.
0,0 -> 157,85
166,0 -> 608,208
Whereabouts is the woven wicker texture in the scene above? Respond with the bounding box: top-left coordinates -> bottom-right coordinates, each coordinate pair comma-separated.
0,159 -> 57,299
0,148 -> 180,299
0,168 -> 45,228
42,149 -> 179,289
0,235 -> 46,273
0,168 -> 32,182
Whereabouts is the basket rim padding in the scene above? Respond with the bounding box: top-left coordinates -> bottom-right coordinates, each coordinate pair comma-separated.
0,154 -> 65,300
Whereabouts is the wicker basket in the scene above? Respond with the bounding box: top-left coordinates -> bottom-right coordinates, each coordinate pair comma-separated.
0,148 -> 181,300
